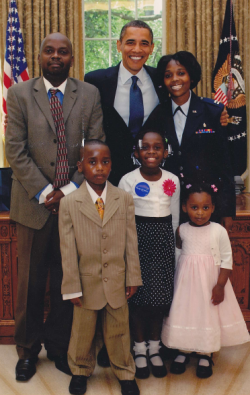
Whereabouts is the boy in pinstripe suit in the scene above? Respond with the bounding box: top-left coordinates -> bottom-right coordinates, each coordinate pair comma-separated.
59,140 -> 142,395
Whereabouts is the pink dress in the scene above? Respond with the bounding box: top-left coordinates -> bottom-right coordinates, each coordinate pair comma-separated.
161,222 -> 250,353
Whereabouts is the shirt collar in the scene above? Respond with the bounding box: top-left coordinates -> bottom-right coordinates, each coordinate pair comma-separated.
172,90 -> 191,116
43,77 -> 67,95
86,181 -> 107,204
119,62 -> 146,85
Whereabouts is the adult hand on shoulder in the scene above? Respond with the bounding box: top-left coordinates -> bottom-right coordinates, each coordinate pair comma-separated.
126,286 -> 138,300
211,284 -> 224,305
220,107 -> 229,127
70,297 -> 82,307
221,217 -> 233,232
44,190 -> 64,214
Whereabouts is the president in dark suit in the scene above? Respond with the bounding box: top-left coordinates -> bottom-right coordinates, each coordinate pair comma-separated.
85,20 -> 160,186
5,32 -> 104,381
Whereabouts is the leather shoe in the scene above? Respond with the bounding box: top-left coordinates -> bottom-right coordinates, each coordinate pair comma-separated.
15,357 -> 38,381
97,344 -> 110,367
47,352 -> 72,375
148,353 -> 167,378
69,375 -> 88,395
119,379 -> 140,395
196,355 -> 213,379
170,352 -> 190,375
134,354 -> 150,379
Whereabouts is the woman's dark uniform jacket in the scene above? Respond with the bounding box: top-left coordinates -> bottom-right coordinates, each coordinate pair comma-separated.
143,91 -> 236,219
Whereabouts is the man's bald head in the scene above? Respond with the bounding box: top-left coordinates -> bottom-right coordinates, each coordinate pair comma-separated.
38,32 -> 74,86
40,32 -> 73,55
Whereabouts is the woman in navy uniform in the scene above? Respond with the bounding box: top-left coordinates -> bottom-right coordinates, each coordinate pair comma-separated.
143,51 -> 235,229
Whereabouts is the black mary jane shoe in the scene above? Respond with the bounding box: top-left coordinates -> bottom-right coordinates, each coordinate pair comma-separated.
97,344 -> 110,367
69,375 -> 88,395
15,357 -> 38,381
148,352 -> 167,378
119,379 -> 140,395
170,352 -> 190,375
134,354 -> 150,379
47,352 -> 72,375
196,355 -> 214,379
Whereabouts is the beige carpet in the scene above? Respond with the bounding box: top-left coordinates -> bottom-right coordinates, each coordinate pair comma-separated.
0,343 -> 250,395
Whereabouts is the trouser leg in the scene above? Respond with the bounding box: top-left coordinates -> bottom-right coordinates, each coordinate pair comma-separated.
44,218 -> 73,356
15,223 -> 49,359
68,306 -> 98,376
103,303 -> 135,381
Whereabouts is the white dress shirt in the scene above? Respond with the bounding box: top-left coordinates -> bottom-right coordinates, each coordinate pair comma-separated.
118,168 -> 180,234
63,182 -> 107,300
172,91 -> 191,146
114,62 -> 159,126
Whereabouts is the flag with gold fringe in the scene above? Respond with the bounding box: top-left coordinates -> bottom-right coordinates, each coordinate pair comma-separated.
212,0 -> 247,177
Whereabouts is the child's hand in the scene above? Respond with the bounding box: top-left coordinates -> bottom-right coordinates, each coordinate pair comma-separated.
211,284 -> 224,305
126,286 -> 138,299
70,297 -> 82,307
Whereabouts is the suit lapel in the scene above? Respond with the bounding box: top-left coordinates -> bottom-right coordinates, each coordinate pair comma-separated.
33,77 -> 56,134
101,64 -> 120,107
78,182 -> 103,227
181,92 -> 203,147
63,78 -> 77,124
102,182 -> 120,227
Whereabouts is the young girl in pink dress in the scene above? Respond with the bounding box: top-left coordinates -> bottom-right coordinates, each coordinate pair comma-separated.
161,183 -> 250,378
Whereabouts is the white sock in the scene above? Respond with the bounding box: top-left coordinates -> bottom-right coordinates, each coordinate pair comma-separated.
133,341 -> 147,368
175,355 -> 186,363
199,358 -> 210,367
148,340 -> 163,366
198,353 -> 211,367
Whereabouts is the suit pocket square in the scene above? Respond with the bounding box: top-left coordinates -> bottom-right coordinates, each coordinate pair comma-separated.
195,129 -> 215,134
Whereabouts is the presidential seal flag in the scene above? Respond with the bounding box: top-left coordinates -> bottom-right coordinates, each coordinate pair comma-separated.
2,0 -> 29,124
212,0 -> 247,177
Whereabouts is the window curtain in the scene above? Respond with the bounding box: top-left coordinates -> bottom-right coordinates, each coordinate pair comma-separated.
165,0 -> 250,189
0,0 -> 83,166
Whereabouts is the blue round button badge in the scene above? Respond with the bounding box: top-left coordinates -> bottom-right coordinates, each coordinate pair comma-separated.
135,182 -> 150,197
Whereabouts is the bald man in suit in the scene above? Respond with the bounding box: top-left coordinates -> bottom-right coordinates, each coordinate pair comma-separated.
5,32 -> 104,381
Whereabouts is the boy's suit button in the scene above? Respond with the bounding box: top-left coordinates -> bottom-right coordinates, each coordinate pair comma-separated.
178,151 -> 182,156
104,263 -> 108,268
50,162 -> 55,166
104,278 -> 108,282
102,234 -> 107,239
179,166 -> 183,170
53,139 -> 57,144
103,249 -> 107,254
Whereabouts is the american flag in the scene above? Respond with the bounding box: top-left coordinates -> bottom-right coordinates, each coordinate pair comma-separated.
2,0 -> 29,120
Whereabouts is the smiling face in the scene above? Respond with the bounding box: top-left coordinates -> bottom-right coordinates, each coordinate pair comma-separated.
38,33 -> 73,85
182,192 -> 215,226
164,60 -> 192,105
117,27 -> 154,75
77,144 -> 112,194
135,132 -> 168,175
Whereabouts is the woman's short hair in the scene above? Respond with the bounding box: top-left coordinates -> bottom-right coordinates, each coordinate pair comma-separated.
157,51 -> 202,91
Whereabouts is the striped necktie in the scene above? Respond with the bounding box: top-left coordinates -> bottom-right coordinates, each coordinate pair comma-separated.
95,197 -> 104,220
49,89 -> 70,188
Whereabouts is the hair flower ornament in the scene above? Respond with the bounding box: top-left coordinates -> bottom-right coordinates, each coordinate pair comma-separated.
186,184 -> 192,189
163,179 -> 176,196
211,184 -> 218,192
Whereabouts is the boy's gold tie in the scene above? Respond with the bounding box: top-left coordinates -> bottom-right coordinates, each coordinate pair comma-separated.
95,197 -> 104,220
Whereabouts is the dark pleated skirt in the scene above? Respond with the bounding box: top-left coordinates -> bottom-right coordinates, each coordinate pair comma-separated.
129,215 -> 175,308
